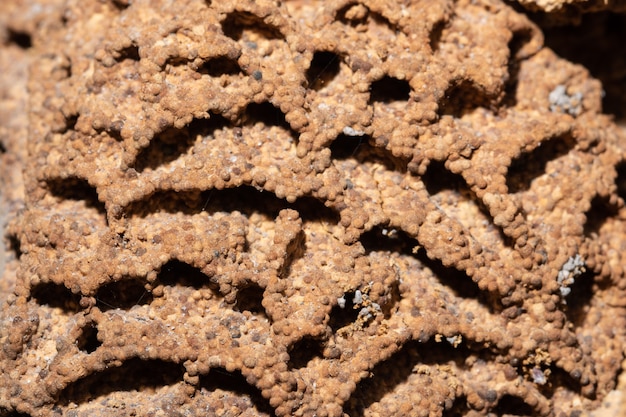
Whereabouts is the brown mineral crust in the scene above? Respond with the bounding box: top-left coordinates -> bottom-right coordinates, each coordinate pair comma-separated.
3,0 -> 626,416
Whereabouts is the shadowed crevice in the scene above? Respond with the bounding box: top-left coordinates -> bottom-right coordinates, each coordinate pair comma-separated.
30,282 -> 82,314
221,11 -> 283,41
369,76 -> 411,104
76,323 -> 102,354
288,336 -> 324,369
307,50 -> 341,91
439,80 -> 496,117
58,358 -> 185,405
133,115 -> 229,172
45,176 -> 106,216
126,186 -> 340,224
95,278 -> 152,311
199,367 -> 276,416
506,132 -> 576,194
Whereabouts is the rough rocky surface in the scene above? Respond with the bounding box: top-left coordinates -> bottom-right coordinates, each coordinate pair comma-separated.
1,0 -> 626,416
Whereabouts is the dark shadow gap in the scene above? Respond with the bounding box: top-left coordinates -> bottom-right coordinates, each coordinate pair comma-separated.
198,55 -> 242,77
288,336 -> 324,369
493,394 -> 534,416
583,195 -> 618,237
423,160 -> 514,248
8,234 -> 22,260
337,2 -> 370,26
114,45 -> 140,62
199,367 -> 276,416
277,229 -> 306,279
157,259 -> 218,291
242,102 -> 291,132
544,365 -> 587,400
439,80 -> 496,117
359,226 -> 413,256
221,11 -> 283,41
7,29 -> 32,49
133,116 -> 230,172
337,3 -> 398,33
126,185 -> 340,225
615,160 -> 626,202
538,12 -> 626,120
306,50 -> 341,91
329,290 -> 360,332
30,282 -> 82,314
429,19 -> 446,53
441,395 -> 470,417
343,339 -> 470,415
329,133 -> 368,160
502,27 -> 535,108
369,76 -> 411,103
564,269 -> 600,328
58,358 -> 185,405
0,140 -> 7,154
95,278 -> 152,311
506,132 -> 575,194
46,176 -> 106,216
414,247 -> 503,313
63,114 -> 78,133
76,323 -> 102,354
234,283 -> 266,317
333,136 -> 408,172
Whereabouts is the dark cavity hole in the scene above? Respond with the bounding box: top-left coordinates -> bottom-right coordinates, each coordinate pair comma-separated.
200,367 -> 276,416
0,140 -> 6,153
77,323 -> 101,353
288,337 -> 324,369
330,133 -> 367,160
343,340 -> 468,415
422,160 -> 466,196
8,234 -> 22,260
306,50 -> 341,91
564,269 -> 598,328
95,278 -> 152,311
329,290 -> 360,332
441,396 -> 470,417
133,126 -> 194,172
58,358 -> 185,405
439,80 -> 494,117
584,195 -> 618,237
243,102 -> 291,131
615,160 -> 626,202
234,284 -> 266,316
30,282 -> 82,314
369,76 -> 411,103
46,176 -> 106,215
114,45 -> 140,62
278,229 -> 306,279
506,133 -> 575,194
198,55 -> 242,77
493,394 -> 534,416
7,29 -> 32,49
423,161 -> 513,247
337,2 -> 369,26
359,226 -> 413,256
503,28 -> 534,108
414,247 -> 504,312
221,11 -> 283,41
63,114 -> 78,133
540,12 -> 626,120
429,19 -> 446,53
157,259 -> 217,291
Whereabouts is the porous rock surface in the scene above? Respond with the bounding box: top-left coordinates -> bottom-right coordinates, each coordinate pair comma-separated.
1,0 -> 626,416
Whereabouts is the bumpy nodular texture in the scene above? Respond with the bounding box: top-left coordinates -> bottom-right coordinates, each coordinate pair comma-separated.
1,0 -> 626,416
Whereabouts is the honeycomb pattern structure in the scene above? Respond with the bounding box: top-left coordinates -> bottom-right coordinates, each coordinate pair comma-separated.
2,0 -> 626,416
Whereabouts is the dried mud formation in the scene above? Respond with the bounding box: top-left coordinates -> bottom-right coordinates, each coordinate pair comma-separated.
2,0 -> 626,416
